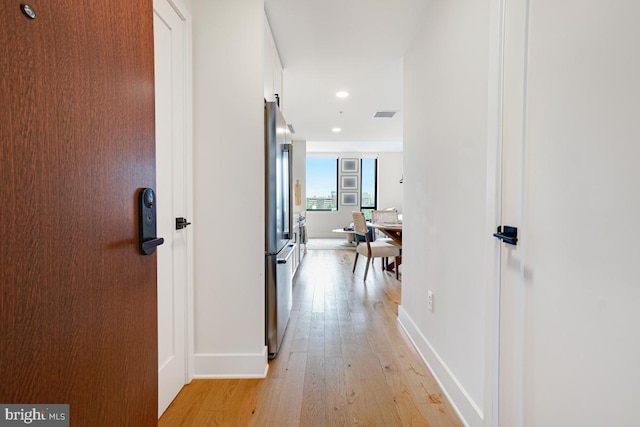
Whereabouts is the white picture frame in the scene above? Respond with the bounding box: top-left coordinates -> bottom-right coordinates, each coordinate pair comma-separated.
341,192 -> 358,206
341,175 -> 358,190
341,158 -> 359,173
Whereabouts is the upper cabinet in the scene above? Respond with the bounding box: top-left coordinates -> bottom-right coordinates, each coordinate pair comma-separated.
264,13 -> 284,107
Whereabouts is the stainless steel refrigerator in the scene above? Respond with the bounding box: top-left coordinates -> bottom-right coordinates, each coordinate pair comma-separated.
265,101 -> 294,358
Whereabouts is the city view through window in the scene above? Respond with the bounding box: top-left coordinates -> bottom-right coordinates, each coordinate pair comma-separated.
306,158 -> 337,210
360,157 -> 377,219
306,158 -> 377,212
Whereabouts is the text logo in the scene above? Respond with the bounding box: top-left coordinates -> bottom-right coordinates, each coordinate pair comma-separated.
0,405 -> 68,427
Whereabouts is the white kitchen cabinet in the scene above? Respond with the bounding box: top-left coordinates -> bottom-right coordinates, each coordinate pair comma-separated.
264,13 -> 284,106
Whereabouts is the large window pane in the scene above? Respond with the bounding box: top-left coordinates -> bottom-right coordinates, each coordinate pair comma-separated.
306,158 -> 337,211
360,158 -> 377,220
361,158 -> 377,206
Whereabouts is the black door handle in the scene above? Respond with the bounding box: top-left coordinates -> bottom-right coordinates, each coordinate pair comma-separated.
141,237 -> 165,253
138,188 -> 165,255
493,225 -> 518,245
176,217 -> 192,230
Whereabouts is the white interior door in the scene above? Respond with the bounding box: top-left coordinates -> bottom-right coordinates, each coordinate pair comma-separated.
496,1 -> 528,425
154,0 -> 192,417
498,1 -> 640,425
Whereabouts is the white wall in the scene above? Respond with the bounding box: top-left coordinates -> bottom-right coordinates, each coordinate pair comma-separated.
377,152 -> 403,212
401,0 -> 490,425
190,0 -> 267,377
306,152 -> 403,238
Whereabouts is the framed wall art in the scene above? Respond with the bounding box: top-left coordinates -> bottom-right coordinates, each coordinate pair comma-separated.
341,192 -> 358,206
341,158 -> 359,173
341,175 -> 358,190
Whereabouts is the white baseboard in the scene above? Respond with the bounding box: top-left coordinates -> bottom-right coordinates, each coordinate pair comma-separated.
193,346 -> 269,379
398,306 -> 483,427
308,233 -> 343,239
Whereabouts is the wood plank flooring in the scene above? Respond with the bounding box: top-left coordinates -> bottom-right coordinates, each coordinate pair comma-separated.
159,249 -> 462,426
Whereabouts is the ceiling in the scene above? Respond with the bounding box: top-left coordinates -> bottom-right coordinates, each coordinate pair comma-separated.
264,0 -> 429,152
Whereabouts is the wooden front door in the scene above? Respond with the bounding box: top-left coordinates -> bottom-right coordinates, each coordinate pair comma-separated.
0,1 -> 158,426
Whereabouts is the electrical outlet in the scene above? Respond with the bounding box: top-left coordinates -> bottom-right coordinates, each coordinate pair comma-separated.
427,291 -> 433,311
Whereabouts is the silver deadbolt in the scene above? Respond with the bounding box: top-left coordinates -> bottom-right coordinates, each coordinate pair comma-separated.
21,4 -> 36,19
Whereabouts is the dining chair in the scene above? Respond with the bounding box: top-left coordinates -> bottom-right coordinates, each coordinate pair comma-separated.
352,211 -> 400,280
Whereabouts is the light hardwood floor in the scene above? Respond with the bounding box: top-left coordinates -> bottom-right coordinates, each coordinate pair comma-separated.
159,249 -> 462,426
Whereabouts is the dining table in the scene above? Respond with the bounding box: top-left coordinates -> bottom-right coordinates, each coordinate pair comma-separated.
370,222 -> 403,274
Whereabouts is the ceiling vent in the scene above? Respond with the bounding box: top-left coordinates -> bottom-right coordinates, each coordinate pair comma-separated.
287,124 -> 295,134
373,111 -> 397,118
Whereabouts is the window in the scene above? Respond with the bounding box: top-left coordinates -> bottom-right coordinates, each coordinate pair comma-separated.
360,158 -> 377,220
306,158 -> 338,211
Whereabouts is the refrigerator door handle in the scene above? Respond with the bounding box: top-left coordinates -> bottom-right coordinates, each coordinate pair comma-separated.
277,243 -> 296,264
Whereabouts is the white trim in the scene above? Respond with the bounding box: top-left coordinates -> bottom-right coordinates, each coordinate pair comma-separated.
162,0 -> 195,385
180,0 -> 196,386
193,347 -> 269,379
398,306 -> 482,427
484,0 -> 507,425
309,232 -> 346,239
494,1 -> 532,425
516,3 -> 532,427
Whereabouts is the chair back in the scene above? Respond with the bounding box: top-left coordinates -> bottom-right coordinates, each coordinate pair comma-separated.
352,212 -> 369,240
371,209 -> 398,224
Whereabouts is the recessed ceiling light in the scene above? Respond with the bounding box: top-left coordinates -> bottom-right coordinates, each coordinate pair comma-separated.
332,127 -> 341,133
336,91 -> 349,99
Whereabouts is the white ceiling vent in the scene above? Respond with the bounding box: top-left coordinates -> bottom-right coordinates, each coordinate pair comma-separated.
373,111 -> 397,118
287,124 -> 296,134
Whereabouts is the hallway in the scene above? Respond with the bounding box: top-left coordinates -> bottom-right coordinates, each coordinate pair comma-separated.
159,249 -> 461,426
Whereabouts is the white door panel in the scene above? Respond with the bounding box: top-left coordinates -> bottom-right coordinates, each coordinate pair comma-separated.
154,0 -> 191,417
497,1 -> 528,425
498,1 -> 640,425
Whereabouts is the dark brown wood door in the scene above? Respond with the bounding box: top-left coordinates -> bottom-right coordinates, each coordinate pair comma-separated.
0,1 -> 158,425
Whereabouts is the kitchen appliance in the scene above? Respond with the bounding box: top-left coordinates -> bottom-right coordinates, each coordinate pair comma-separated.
265,101 -> 294,358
